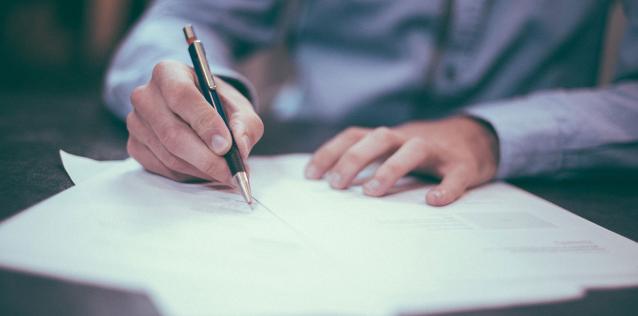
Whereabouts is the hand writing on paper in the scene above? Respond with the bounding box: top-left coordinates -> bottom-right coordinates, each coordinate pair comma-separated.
304,116 -> 499,206
126,60 -> 263,183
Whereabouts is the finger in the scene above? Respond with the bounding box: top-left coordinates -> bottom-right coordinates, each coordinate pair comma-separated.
305,127 -> 368,180
227,112 -> 263,160
155,114 -> 232,183
216,77 -> 263,160
131,82 -> 232,183
151,61 -> 233,156
363,138 -> 432,196
328,127 -> 402,189
126,111 -> 211,180
426,167 -> 471,206
127,137 -> 193,182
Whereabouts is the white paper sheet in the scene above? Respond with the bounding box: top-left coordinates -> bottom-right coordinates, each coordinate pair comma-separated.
60,150 -> 124,185
0,152 -> 636,316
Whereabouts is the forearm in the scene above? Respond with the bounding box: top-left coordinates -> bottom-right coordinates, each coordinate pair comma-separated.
466,82 -> 638,178
103,0 -> 275,119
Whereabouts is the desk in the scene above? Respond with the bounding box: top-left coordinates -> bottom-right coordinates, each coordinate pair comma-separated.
1,91 -> 637,315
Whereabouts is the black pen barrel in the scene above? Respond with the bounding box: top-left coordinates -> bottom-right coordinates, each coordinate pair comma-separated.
188,44 -> 246,175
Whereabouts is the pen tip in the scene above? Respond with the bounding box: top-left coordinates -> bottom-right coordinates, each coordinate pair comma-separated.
243,191 -> 253,205
233,172 -> 253,206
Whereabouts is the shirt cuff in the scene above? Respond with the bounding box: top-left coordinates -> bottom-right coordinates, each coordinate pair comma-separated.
464,96 -> 567,179
213,68 -> 260,111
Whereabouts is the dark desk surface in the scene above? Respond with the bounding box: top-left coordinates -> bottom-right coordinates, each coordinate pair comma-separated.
1,91 -> 637,316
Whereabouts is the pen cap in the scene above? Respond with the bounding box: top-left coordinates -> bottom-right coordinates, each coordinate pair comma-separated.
183,25 -> 217,91
183,25 -> 197,45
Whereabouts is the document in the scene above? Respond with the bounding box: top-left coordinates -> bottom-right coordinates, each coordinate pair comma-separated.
60,150 -> 123,184
0,152 -> 636,316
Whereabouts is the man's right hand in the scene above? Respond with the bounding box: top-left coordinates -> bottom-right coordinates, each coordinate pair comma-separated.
126,60 -> 263,183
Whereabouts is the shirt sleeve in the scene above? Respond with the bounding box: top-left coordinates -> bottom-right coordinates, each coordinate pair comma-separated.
466,0 -> 638,179
103,0 -> 285,119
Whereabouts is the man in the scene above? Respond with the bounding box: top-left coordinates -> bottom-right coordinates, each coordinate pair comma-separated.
104,1 -> 638,206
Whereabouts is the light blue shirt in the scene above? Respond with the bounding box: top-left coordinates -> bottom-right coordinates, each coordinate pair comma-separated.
104,0 -> 638,179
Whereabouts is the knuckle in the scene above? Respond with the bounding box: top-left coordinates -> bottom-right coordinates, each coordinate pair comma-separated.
166,83 -> 195,110
380,161 -> 403,178
343,126 -> 366,140
158,125 -> 182,150
406,137 -> 429,152
372,126 -> 396,143
162,154 -> 182,171
193,110 -> 218,133
342,150 -> 365,166
152,60 -> 175,79
130,85 -> 147,108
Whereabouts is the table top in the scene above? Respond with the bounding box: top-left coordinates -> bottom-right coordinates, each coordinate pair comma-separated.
1,91 -> 637,316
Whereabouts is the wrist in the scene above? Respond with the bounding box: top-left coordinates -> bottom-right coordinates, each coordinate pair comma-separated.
460,115 -> 500,180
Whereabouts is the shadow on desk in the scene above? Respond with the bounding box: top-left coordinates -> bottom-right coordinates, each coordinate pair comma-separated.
0,268 -> 160,316
423,286 -> 638,316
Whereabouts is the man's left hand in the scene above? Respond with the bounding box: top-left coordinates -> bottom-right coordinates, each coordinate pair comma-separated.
305,116 -> 500,206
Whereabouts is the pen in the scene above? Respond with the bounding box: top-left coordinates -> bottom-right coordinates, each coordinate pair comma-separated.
183,25 -> 252,205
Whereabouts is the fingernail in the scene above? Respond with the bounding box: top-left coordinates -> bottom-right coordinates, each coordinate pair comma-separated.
211,135 -> 229,155
430,189 -> 444,201
327,172 -> 342,188
305,164 -> 319,179
364,179 -> 382,194
232,121 -> 245,135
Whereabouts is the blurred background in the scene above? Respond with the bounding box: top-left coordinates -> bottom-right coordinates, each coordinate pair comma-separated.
0,0 -> 292,108
0,0 -> 625,105
0,0 -> 627,105
0,0 -> 148,93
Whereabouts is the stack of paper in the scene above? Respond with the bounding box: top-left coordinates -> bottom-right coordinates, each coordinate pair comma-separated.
0,151 -> 636,315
